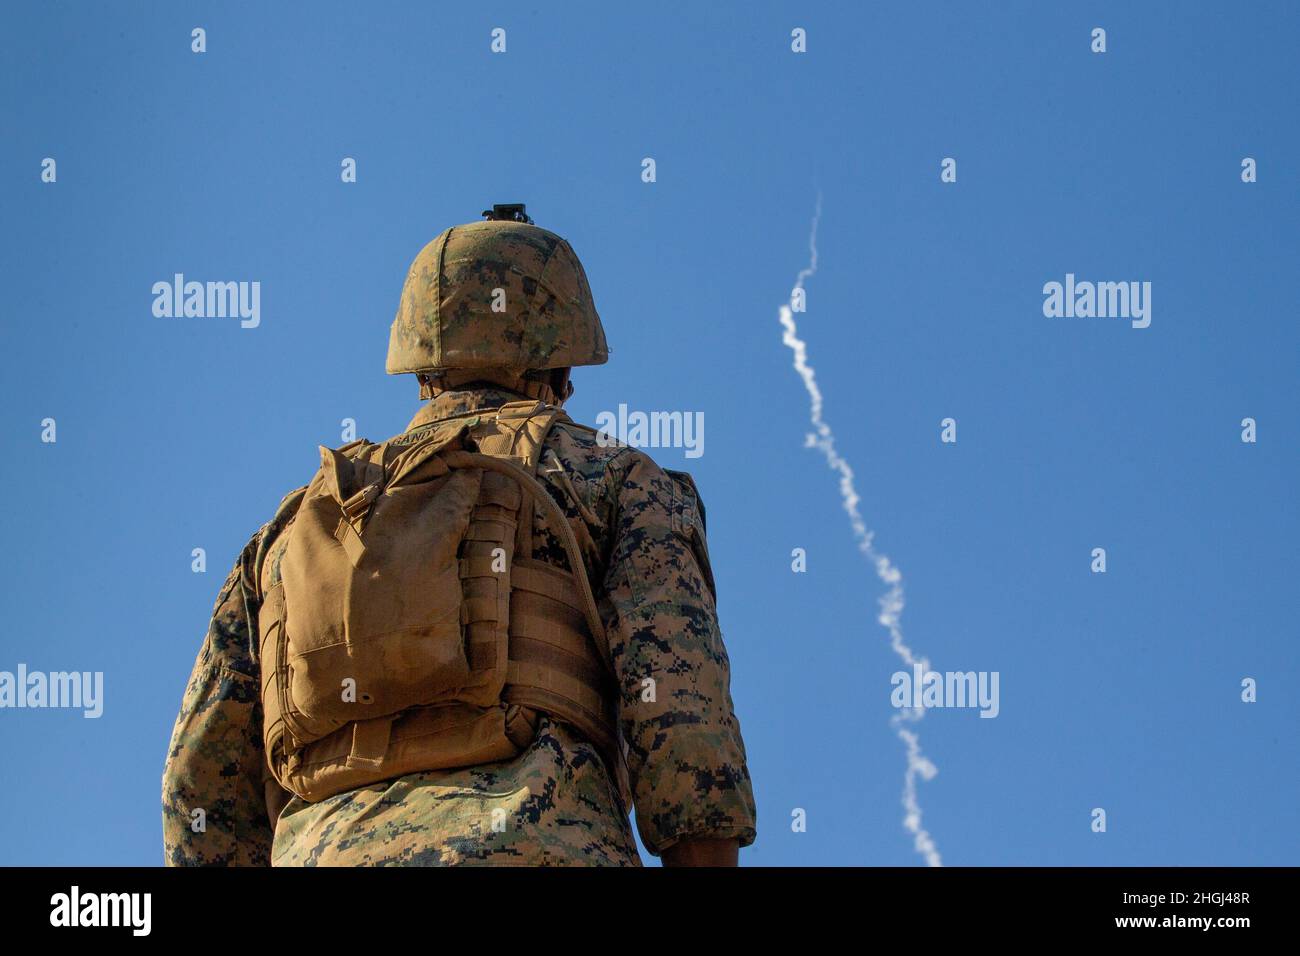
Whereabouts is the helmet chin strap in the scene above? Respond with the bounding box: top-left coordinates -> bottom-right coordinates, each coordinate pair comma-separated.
417,368 -> 572,406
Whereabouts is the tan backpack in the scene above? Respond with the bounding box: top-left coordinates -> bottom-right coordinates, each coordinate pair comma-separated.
257,401 -> 627,806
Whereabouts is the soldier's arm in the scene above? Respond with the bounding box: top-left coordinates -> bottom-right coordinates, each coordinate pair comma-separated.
601,451 -> 757,863
161,536 -> 274,866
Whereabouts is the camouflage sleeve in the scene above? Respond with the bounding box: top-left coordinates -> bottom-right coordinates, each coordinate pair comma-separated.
161,536 -> 274,866
600,451 -> 757,856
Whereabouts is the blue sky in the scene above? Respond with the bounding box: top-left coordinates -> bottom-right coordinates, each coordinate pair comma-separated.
1,1 -> 1296,866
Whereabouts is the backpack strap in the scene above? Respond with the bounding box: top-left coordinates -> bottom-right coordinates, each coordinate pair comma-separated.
441,451 -> 609,669
441,448 -> 632,810
469,400 -> 569,468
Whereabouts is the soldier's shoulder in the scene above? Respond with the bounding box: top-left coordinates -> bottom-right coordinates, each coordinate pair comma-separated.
660,466 -> 707,527
548,417 -> 641,476
550,418 -> 706,509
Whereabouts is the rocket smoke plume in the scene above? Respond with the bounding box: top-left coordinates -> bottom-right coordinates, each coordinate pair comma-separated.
778,196 -> 943,866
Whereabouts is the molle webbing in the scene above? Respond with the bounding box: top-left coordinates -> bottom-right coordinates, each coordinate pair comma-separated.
443,448 -> 619,760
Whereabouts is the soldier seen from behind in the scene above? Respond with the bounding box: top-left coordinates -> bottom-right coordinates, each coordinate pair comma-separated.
161,205 -> 757,866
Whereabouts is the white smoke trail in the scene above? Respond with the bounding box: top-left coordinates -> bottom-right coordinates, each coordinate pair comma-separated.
778,195 -> 943,866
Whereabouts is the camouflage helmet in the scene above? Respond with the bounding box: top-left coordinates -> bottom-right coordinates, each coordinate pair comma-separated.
386,210 -> 608,376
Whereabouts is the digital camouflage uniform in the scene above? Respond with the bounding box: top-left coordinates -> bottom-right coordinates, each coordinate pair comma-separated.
162,384 -> 757,866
